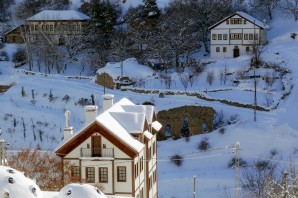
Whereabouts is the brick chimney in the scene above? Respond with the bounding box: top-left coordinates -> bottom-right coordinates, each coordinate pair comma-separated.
64,110 -> 73,140
84,105 -> 98,124
102,94 -> 114,112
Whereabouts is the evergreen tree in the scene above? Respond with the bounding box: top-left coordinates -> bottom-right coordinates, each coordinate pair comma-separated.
181,115 -> 190,137
141,0 -> 160,18
80,0 -> 121,64
49,89 -> 54,102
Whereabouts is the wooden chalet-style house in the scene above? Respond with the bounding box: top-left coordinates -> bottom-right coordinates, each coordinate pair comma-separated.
209,11 -> 269,58
6,10 -> 90,45
55,95 -> 162,198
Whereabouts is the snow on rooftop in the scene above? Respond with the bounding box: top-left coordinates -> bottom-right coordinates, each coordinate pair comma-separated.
55,183 -> 107,198
144,130 -> 153,140
97,58 -> 154,79
121,105 -> 155,124
110,112 -> 146,134
0,166 -> 43,198
236,11 -> 269,29
96,98 -> 144,152
27,10 -> 90,21
152,121 -> 162,131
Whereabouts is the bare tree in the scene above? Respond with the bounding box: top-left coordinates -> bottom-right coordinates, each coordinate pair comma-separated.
249,0 -> 279,21
206,70 -> 215,85
8,147 -> 80,191
279,0 -> 298,21
180,73 -> 189,91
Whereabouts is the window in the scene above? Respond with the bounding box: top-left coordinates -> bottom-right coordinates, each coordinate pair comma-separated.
230,18 -> 242,24
223,34 -> 228,40
50,25 -> 53,31
117,166 -> 126,182
218,34 -> 222,40
140,156 -> 144,172
34,25 -> 39,31
99,167 -> 108,183
244,34 -> 248,40
86,167 -> 95,183
254,33 -> 259,40
216,47 -> 220,52
246,46 -> 250,52
140,188 -> 144,198
249,33 -> 253,40
71,166 -> 80,178
230,33 -> 243,40
244,20 -> 247,24
135,163 -> 138,179
212,34 -> 217,40
223,47 -> 227,53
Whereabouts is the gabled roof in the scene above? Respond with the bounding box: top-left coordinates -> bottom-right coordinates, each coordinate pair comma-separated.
209,11 -> 269,30
110,112 -> 146,134
121,105 -> 155,124
56,98 -> 162,158
27,10 -> 90,21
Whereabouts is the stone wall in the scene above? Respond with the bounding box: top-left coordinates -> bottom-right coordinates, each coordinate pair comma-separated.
95,73 -> 114,89
157,106 -> 215,139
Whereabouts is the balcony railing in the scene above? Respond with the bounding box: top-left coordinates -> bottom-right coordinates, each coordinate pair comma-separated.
80,148 -> 114,158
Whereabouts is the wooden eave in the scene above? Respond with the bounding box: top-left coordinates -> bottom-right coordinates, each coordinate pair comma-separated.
208,13 -> 264,30
27,19 -> 89,22
55,121 -> 139,158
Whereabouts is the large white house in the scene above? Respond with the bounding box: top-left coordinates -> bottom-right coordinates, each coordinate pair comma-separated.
55,95 -> 162,198
209,11 -> 269,58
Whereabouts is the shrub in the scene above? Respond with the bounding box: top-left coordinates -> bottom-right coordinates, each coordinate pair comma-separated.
170,154 -> 183,167
227,157 -> 247,168
198,137 -> 210,151
62,95 -> 70,103
75,98 -> 91,106
12,47 -> 26,63
218,127 -> 225,135
143,101 -> 155,106
0,51 -> 9,61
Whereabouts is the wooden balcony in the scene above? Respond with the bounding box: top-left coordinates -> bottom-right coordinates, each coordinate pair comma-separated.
80,148 -> 114,158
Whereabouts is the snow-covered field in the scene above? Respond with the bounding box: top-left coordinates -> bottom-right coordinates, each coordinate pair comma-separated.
1,6 -> 298,198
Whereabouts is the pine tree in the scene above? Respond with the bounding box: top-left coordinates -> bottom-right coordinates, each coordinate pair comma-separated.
49,89 -> 54,102
141,0 -> 160,18
181,115 -> 190,137
21,86 -> 26,97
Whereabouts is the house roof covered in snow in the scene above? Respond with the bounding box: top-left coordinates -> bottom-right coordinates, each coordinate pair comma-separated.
27,10 -> 90,21
55,97 -> 161,157
209,11 -> 269,30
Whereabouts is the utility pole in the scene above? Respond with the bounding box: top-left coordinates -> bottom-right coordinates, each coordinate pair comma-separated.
0,139 -> 7,166
254,70 -> 257,122
193,176 -> 196,198
103,72 -> 106,94
234,142 -> 241,198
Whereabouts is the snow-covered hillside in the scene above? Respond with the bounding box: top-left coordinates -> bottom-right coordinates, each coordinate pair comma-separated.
1,2 -> 298,197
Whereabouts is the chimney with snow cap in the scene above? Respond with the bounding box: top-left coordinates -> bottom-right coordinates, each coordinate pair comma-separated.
102,94 -> 114,112
64,110 -> 73,140
84,105 -> 98,124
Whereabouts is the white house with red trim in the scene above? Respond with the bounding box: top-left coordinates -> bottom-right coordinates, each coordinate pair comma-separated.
55,95 -> 162,198
209,11 -> 269,58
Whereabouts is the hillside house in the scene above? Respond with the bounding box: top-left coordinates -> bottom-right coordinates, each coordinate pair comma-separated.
55,95 -> 162,198
6,10 -> 90,45
209,11 -> 269,58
